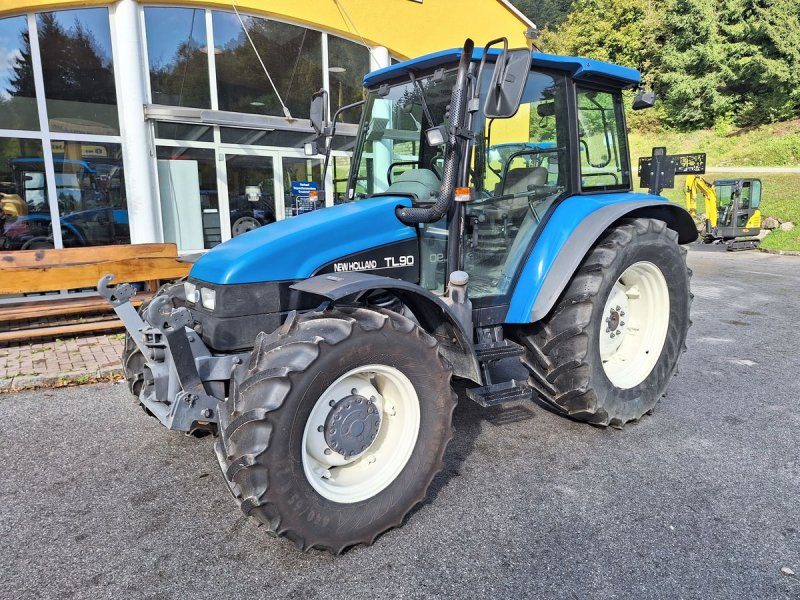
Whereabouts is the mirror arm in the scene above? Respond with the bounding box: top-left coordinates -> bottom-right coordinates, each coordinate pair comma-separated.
320,99 -> 366,193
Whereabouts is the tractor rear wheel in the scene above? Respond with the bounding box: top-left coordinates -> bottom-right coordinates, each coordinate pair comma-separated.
215,307 -> 456,553
517,218 -> 692,427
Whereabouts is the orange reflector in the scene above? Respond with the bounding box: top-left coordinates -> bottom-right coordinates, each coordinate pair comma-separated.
454,187 -> 472,202
309,190 -> 318,200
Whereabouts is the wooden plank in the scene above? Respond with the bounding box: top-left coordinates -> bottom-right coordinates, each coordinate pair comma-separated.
0,293 -> 152,322
0,257 -> 190,294
0,243 -> 178,268
0,319 -> 124,342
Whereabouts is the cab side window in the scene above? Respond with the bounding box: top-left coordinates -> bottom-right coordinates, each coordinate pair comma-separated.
577,88 -> 630,190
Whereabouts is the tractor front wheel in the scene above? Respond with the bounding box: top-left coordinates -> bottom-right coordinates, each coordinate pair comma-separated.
215,307 -> 456,553
517,218 -> 692,427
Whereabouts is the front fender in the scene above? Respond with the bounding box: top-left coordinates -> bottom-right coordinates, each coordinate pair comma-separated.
291,272 -> 481,384
506,193 -> 696,324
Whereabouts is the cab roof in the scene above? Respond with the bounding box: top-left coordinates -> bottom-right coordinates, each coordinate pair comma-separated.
364,47 -> 640,89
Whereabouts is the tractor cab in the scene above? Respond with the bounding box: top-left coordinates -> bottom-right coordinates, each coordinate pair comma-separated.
310,41 -> 645,303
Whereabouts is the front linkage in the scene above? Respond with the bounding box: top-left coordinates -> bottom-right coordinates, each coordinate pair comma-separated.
98,275 -> 243,433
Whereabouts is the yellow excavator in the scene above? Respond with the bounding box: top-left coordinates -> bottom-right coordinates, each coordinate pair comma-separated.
685,175 -> 763,250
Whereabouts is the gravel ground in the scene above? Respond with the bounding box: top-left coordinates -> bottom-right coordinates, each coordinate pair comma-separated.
1,246 -> 798,600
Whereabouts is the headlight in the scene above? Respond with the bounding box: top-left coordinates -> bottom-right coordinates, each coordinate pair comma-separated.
184,281 -> 199,303
200,287 -> 216,310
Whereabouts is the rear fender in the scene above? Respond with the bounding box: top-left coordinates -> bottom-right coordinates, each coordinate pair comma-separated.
291,272 -> 481,384
506,194 -> 697,324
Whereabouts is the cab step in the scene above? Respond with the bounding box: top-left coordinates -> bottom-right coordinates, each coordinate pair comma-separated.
474,339 -> 526,363
466,379 -> 533,407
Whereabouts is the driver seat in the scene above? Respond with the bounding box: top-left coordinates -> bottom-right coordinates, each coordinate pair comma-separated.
385,168 -> 440,202
500,166 -> 548,196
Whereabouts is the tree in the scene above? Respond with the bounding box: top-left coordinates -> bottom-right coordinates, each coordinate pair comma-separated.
538,0 -> 661,84
723,0 -> 800,125
656,0 -> 730,129
511,0 -> 573,29
6,28 -> 36,99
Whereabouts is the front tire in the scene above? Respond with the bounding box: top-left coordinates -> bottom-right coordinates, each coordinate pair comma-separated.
517,218 -> 692,427
215,307 -> 457,553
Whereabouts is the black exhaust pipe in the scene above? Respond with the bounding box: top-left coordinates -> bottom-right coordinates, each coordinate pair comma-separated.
396,38 -> 474,225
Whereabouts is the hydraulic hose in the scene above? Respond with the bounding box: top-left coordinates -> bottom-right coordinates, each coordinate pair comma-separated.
396,39 -> 474,225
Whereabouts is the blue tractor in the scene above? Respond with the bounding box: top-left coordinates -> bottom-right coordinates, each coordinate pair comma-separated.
100,39 -> 696,553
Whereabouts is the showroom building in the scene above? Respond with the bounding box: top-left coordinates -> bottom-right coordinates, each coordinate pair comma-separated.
0,0 -> 530,256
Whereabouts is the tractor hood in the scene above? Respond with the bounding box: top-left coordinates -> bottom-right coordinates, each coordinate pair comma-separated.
190,196 -> 415,285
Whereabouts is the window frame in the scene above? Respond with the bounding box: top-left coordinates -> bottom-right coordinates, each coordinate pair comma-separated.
575,83 -> 632,194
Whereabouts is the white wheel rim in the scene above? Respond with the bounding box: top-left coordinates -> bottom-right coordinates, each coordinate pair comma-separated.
301,364 -> 420,504
599,261 -> 670,389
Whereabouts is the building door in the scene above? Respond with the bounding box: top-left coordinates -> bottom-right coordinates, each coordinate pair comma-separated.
222,153 -> 279,240
218,149 -> 328,242
281,155 -> 325,218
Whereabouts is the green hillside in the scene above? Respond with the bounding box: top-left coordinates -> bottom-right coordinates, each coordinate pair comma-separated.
629,120 -> 800,168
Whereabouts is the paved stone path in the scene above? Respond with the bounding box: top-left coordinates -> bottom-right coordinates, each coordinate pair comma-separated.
0,333 -> 124,390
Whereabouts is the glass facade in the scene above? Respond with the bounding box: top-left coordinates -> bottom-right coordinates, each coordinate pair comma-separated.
144,8 -> 210,109
212,11 -> 322,118
0,16 -> 39,131
37,9 -> 119,135
328,35 -> 369,122
0,137 -> 47,250
1,8 -> 125,257
52,140 -> 128,247
0,5 -> 374,268
156,146 -> 219,251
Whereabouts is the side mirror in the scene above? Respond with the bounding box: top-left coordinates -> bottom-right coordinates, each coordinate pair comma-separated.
309,90 -> 328,135
484,48 -> 530,119
632,89 -> 656,111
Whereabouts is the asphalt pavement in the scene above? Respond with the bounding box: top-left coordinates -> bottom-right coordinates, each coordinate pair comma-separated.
1,245 -> 798,600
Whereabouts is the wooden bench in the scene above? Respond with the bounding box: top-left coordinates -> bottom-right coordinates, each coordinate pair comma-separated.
0,243 -> 191,342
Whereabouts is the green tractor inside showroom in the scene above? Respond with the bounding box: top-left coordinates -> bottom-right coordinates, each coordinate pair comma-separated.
100,38 -> 697,552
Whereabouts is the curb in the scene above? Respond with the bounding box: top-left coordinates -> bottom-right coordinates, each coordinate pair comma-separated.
0,365 -> 123,393
758,248 -> 800,256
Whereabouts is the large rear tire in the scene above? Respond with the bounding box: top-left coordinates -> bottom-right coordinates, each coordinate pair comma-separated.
516,218 -> 692,427
215,307 -> 457,553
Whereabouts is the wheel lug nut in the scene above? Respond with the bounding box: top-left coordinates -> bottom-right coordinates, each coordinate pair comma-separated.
606,327 -> 611,333
329,399 -> 335,407
620,321 -> 625,327
610,333 -> 615,338
351,388 -> 357,395
324,448 -> 332,455
317,425 -> 324,432
620,311 -> 625,316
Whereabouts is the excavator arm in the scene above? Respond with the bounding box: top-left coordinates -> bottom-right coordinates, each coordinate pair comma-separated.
685,174 -> 718,229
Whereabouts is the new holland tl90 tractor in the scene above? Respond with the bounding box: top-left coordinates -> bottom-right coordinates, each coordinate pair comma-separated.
100,39 -> 697,553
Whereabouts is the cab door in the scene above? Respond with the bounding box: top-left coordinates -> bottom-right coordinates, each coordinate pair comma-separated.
736,179 -> 762,231
715,179 -> 759,239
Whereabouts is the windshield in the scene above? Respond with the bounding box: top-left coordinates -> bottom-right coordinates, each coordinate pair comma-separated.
348,69 -> 458,199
